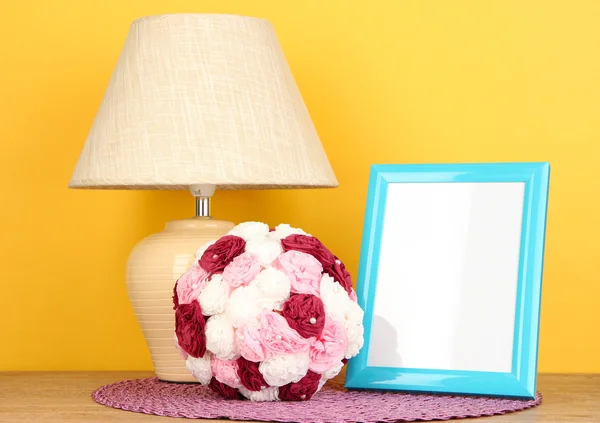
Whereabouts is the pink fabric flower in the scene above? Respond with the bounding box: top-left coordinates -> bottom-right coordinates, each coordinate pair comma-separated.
222,253 -> 262,289
309,318 -> 347,374
211,357 -> 242,388
236,324 -> 268,362
281,234 -> 336,268
259,311 -> 314,355
274,250 -> 323,296
199,235 -> 246,274
174,332 -> 188,359
236,311 -> 313,362
176,264 -> 208,305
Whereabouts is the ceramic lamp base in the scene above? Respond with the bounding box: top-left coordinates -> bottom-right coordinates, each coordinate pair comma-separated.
126,217 -> 234,382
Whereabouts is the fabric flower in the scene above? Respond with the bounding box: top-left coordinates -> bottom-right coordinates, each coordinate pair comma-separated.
309,318 -> 347,374
236,321 -> 268,362
225,286 -> 262,328
211,357 -> 242,389
259,311 -> 313,356
273,250 -> 323,296
349,289 -> 358,303
185,354 -> 212,385
281,234 -> 335,268
198,274 -> 229,316
174,331 -> 188,359
208,377 -> 243,400
260,311 -> 314,356
199,235 -> 246,274
325,256 -> 353,296
278,370 -> 321,401
268,224 -> 308,240
319,274 -> 351,324
236,311 -> 312,362
238,386 -> 280,402
282,294 -> 326,339
237,357 -> 269,391
175,301 -> 207,358
344,301 -> 365,359
249,268 -> 291,311
222,252 -> 262,289
176,263 -> 208,305
195,239 -> 216,261
259,352 -> 310,387
245,237 -> 283,266
228,221 -> 270,241
323,360 -> 344,379
205,315 -> 238,360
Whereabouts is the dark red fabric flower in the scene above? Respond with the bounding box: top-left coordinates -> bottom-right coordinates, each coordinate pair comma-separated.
208,377 -> 243,400
237,357 -> 269,391
175,301 -> 207,358
199,235 -> 246,274
278,371 -> 321,401
325,256 -> 353,295
172,281 -> 179,310
282,294 -> 325,338
342,358 -> 348,364
281,235 -> 335,268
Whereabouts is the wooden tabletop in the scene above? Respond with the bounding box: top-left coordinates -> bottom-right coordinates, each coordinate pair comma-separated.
0,372 -> 598,422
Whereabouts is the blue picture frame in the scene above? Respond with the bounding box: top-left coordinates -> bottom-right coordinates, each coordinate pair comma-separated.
345,162 -> 550,399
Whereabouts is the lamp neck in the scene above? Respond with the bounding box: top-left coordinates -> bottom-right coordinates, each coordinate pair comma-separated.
196,196 -> 211,218
190,184 -> 216,219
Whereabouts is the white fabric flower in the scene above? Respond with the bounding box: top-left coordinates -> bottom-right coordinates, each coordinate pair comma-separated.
267,224 -> 309,240
259,352 -> 310,387
345,323 -> 364,359
238,386 -> 280,402
185,354 -> 212,385
225,286 -> 262,327
323,360 -> 344,380
320,275 -> 365,358
320,274 -> 351,323
245,237 -> 283,266
198,274 -> 229,316
344,301 -> 365,359
318,375 -> 328,391
205,315 -> 238,360
194,239 -> 217,260
228,222 -> 270,241
249,268 -> 291,311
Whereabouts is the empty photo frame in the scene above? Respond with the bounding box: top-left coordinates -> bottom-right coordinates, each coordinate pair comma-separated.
345,163 -> 550,398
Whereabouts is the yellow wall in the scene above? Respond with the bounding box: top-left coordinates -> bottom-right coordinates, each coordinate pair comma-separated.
1,0 -> 599,373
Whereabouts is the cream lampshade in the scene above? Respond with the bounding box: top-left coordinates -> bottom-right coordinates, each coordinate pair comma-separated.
69,14 -> 337,382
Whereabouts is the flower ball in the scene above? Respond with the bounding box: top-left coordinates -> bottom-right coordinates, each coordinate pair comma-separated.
173,222 -> 365,401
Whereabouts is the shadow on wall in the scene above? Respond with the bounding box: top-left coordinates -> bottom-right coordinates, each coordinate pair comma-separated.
368,314 -> 404,367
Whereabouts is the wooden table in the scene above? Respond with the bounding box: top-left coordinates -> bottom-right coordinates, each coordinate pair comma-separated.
0,372 -> 598,422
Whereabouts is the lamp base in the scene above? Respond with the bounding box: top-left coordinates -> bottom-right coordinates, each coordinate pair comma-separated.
126,217 -> 234,382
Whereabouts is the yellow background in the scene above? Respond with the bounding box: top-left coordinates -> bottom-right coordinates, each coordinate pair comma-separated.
1,0 -> 598,373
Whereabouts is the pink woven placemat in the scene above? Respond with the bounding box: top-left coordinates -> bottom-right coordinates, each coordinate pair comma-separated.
92,377 -> 541,422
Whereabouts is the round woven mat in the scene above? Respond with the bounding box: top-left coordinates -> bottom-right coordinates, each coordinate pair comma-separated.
92,377 -> 541,422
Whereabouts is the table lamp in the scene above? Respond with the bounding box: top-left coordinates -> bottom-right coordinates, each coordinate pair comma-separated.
69,14 -> 338,382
